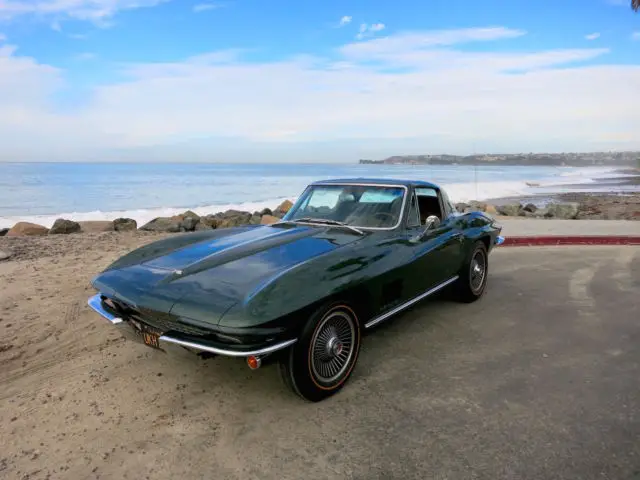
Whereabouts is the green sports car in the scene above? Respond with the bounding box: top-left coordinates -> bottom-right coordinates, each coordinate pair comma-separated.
88,178 -> 504,402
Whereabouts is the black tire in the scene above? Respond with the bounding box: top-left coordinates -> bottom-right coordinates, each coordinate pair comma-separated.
453,240 -> 489,303
279,302 -> 361,402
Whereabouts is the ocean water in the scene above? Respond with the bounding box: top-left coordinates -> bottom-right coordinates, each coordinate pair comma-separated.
0,162 -> 630,229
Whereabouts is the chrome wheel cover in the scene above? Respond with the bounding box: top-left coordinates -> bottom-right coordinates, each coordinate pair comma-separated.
310,310 -> 356,384
470,250 -> 486,292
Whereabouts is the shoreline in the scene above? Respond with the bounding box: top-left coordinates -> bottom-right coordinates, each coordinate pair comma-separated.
481,172 -> 640,220
2,165 -> 636,230
1,171 -> 639,241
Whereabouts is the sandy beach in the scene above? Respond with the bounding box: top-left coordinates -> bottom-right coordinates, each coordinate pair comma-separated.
0,231 -> 172,478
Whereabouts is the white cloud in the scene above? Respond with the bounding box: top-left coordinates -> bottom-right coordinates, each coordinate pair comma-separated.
0,33 -> 5,42
356,23 -> 386,40
585,32 -> 600,40
0,0 -> 168,23
193,3 -> 222,13
0,26 -> 639,161
338,15 -> 352,27
347,27 -> 525,54
75,52 -> 96,60
632,32 -> 640,40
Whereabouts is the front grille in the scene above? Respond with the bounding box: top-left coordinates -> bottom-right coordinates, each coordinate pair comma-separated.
101,296 -> 211,337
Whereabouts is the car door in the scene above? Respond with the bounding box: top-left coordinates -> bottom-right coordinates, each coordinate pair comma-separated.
402,188 -> 464,298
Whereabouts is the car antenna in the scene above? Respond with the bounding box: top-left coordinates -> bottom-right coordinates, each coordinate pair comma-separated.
474,142 -> 479,201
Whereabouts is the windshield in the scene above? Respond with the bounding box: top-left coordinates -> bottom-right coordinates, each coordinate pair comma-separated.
284,184 -> 406,229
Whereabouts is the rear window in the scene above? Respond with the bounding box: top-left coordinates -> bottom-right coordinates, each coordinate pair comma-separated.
359,189 -> 404,203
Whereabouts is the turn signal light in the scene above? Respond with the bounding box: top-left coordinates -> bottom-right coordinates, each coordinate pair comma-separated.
247,355 -> 262,370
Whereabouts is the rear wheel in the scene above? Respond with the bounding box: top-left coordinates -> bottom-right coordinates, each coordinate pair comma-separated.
453,240 -> 488,303
279,302 -> 361,402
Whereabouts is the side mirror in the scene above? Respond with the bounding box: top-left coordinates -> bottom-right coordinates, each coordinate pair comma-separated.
410,215 -> 441,243
425,215 -> 440,229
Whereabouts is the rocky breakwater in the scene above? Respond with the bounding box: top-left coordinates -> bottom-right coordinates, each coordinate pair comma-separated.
0,200 -> 295,239
455,196 -> 639,220
138,200 -> 293,233
456,200 -> 581,219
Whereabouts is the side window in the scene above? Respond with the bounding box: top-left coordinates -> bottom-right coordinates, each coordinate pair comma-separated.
440,189 -> 455,216
407,192 -> 421,227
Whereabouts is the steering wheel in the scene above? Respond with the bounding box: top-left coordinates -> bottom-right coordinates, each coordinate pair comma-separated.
373,212 -> 394,223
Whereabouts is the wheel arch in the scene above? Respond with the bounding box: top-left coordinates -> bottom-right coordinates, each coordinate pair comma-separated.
478,234 -> 491,252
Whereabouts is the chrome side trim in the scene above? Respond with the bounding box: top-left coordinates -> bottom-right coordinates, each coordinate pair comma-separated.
364,275 -> 459,329
88,293 -> 123,325
158,336 -> 297,357
496,235 -> 505,245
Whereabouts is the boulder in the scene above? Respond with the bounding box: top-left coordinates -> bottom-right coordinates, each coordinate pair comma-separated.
484,204 -> 498,215
522,203 -> 537,213
274,200 -> 294,215
49,219 -> 81,235
221,209 -> 252,220
113,218 -> 137,232
468,201 -> 488,212
180,216 -> 200,232
0,228 -> 8,237
139,217 -> 181,233
6,222 -> 49,237
260,207 -> 273,216
194,221 -> 213,231
216,210 -> 252,228
218,217 -> 247,229
455,202 -> 470,213
78,221 -> 114,233
0,250 -> 11,262
249,215 -> 262,225
496,204 -> 522,217
200,215 -> 219,229
182,210 -> 200,219
544,202 -> 579,219
260,214 -> 279,225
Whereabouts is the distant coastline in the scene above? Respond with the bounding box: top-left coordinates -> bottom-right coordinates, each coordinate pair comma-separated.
359,151 -> 640,167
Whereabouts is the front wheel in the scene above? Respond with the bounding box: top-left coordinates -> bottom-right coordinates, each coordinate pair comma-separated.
279,302 -> 361,402
453,240 -> 489,303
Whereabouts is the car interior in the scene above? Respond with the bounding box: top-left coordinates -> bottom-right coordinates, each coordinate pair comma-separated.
292,185 -> 445,228
416,193 -> 443,223
336,195 -> 404,227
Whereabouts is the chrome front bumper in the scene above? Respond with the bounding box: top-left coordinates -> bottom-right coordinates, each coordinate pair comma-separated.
87,294 -> 297,358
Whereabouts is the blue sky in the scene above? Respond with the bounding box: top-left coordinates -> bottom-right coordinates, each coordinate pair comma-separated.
0,0 -> 638,162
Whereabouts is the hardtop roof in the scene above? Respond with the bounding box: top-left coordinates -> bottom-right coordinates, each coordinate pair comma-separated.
310,178 -> 440,189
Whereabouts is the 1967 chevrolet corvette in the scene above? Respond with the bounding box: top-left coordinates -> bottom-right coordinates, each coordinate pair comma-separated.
88,178 -> 504,401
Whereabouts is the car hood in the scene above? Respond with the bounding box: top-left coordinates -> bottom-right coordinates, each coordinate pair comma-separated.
92,224 -> 361,324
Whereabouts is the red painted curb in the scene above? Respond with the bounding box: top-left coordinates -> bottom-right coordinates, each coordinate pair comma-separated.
500,236 -> 640,247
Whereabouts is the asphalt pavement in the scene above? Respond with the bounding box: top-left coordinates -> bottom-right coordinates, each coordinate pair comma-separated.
498,218 -> 639,237
117,246 -> 640,480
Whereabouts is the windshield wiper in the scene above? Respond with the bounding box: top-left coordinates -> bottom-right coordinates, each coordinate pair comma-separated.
283,217 -> 365,235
